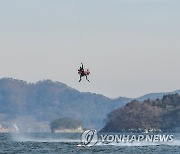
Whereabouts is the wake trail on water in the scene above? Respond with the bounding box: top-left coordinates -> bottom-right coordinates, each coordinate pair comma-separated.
77,140 -> 180,147
11,133 -> 81,143
11,133 -> 180,147
94,139 -> 180,147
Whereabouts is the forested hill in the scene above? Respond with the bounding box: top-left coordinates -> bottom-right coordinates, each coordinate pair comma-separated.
0,78 -> 130,129
101,94 -> 180,132
0,78 -> 179,130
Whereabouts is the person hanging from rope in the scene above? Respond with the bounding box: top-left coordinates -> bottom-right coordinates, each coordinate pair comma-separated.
78,63 -> 90,82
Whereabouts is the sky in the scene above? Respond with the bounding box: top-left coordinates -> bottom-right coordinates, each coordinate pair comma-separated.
0,0 -> 180,98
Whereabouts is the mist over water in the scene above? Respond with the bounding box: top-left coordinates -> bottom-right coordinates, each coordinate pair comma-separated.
11,133 -> 81,143
0,133 -> 179,154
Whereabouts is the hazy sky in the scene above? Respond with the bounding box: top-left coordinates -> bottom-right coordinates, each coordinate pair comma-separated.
0,0 -> 180,98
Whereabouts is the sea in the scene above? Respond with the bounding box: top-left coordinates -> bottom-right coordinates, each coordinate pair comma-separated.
0,133 -> 180,154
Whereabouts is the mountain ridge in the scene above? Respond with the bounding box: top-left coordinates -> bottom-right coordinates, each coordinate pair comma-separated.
0,77 -> 179,131
101,93 -> 180,132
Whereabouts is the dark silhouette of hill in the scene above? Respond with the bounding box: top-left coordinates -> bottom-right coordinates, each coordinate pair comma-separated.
101,94 -> 180,132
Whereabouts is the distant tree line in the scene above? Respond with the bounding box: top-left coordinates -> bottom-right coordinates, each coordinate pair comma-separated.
50,117 -> 83,132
